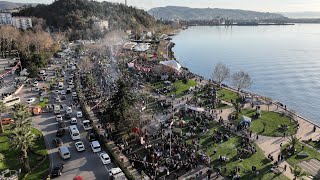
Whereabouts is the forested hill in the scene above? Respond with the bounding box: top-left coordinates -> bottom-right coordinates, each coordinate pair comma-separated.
16,0 -> 157,31
149,6 -> 287,21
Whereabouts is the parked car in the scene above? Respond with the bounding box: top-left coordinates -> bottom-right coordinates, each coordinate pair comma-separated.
1,118 -> 14,125
56,128 -> 65,137
87,132 -> 96,142
72,92 -> 77,98
58,121 -> 66,128
70,117 -> 77,124
76,111 -> 83,118
65,113 -> 71,120
33,81 -> 39,87
75,141 -> 85,152
56,114 -> 63,122
53,138 -> 63,147
27,97 -> 36,104
51,163 -> 64,178
99,153 -> 111,165
66,107 -> 72,114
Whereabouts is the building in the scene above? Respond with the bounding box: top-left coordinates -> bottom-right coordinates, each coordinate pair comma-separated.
0,13 -> 12,25
11,17 -> 32,30
93,19 -> 109,31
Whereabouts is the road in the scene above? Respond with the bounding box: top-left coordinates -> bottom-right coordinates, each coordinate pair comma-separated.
17,59 -> 115,179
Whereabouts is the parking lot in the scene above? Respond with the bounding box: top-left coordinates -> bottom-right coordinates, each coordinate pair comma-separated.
17,58 -> 115,179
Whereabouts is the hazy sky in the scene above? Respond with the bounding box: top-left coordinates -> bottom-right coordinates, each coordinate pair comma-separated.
8,0 -> 320,12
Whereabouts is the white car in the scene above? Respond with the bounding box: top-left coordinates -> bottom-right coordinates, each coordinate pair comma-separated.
55,97 -> 61,103
99,153 -> 111,165
108,168 -> 125,177
76,111 -> 83,118
56,114 -> 63,122
27,97 -> 36,104
75,141 -> 85,152
33,81 -> 39,87
72,92 -> 77,98
70,117 -> 77,124
66,107 -> 72,114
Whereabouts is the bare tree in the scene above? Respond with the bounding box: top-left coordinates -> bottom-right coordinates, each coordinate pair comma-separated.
231,71 -> 252,92
212,63 -> 230,86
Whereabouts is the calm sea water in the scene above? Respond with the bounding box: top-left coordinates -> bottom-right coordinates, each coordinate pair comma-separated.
172,24 -> 320,124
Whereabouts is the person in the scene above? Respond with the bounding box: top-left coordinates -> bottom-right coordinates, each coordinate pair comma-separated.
283,164 -> 287,171
313,125 -> 317,133
280,143 -> 282,148
256,134 -> 259,140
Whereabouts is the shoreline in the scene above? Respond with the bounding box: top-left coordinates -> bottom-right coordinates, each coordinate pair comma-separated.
167,31 -> 319,127
187,23 -> 295,26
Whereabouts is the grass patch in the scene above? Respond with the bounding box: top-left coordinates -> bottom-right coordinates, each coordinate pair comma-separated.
235,109 -> 297,137
170,80 -> 197,97
195,127 -> 288,180
304,141 -> 320,151
217,88 -> 240,102
282,142 -> 320,165
25,158 -> 49,180
0,127 -> 48,179
37,98 -> 49,108
217,103 -> 232,110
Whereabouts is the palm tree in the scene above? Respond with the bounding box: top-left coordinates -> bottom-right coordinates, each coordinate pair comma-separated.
290,166 -> 306,180
13,103 -> 32,129
287,135 -> 301,154
0,101 -> 7,133
232,100 -> 241,119
11,127 -> 35,172
10,103 -> 34,172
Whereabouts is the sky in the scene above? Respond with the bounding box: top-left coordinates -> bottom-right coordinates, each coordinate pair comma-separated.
7,0 -> 320,12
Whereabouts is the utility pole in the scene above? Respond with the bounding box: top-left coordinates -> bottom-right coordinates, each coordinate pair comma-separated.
125,0 -> 127,6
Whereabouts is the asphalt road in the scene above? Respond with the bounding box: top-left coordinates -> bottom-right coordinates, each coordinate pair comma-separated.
17,59 -> 115,180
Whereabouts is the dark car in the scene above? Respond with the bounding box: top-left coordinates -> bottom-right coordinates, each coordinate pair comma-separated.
52,138 -> 63,147
56,128 -> 65,137
51,163 -> 64,178
61,95 -> 66,100
86,132 -> 96,142
57,121 -> 66,128
65,113 -> 71,119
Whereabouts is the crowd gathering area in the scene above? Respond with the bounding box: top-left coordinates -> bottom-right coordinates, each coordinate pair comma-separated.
77,38 -> 320,180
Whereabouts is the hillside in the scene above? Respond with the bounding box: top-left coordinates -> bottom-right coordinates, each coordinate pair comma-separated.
0,1 -> 36,10
149,6 -> 287,21
16,0 -> 157,31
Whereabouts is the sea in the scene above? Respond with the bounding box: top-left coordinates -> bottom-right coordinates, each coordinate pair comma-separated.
172,24 -> 320,124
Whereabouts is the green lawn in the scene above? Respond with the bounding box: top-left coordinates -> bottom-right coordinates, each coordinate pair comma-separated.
218,88 -> 240,102
195,126 -> 289,180
235,109 -> 298,137
170,80 -> 197,97
304,140 -> 320,151
282,142 -> 320,166
37,98 -> 49,108
0,127 -> 49,179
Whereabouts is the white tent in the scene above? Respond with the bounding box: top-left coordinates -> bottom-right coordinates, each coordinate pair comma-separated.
159,60 -> 182,72
241,115 -> 252,123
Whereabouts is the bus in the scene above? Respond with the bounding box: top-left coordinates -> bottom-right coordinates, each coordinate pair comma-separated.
3,97 -> 20,107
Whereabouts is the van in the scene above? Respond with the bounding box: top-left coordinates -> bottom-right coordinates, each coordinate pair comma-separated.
54,104 -> 61,114
90,141 -> 101,153
58,146 -> 70,159
68,125 -> 80,140
109,168 -> 126,180
58,82 -> 64,90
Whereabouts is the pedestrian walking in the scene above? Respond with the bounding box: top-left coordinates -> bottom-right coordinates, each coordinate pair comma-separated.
280,143 -> 282,148
283,164 -> 287,171
313,125 -> 317,132
256,134 -> 259,140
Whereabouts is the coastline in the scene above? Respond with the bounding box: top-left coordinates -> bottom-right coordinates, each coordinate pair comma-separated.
167,29 -> 319,128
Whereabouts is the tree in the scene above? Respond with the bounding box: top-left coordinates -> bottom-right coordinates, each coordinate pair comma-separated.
108,78 -> 136,131
11,104 -> 35,173
0,101 -> 7,133
0,153 -> 4,161
290,166 -> 306,180
231,71 -> 252,93
232,100 -> 242,119
212,63 -> 230,86
11,127 -> 35,172
286,135 -> 301,154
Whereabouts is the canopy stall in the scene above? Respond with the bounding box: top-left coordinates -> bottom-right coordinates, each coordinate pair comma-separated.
159,60 -> 182,72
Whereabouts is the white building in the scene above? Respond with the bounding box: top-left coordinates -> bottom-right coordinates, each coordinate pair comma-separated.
11,17 -> 32,30
93,20 -> 109,31
0,13 -> 12,25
